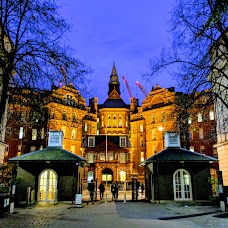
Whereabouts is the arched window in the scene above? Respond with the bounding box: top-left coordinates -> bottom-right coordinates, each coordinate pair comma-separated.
39,169 -> 57,202
113,115 -> 116,127
72,113 -> 76,122
101,115 -> 104,127
118,114 -> 122,127
108,115 -> 111,127
126,115 -> 128,128
173,169 -> 192,201
71,128 -> 76,139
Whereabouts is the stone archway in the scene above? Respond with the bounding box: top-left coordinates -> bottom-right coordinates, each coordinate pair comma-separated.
102,168 -> 113,186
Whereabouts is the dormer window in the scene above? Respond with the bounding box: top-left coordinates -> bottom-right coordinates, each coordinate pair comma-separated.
88,137 -> 95,147
120,136 -> 126,147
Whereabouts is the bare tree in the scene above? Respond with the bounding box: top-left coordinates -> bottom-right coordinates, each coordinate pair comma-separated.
0,0 -> 92,131
144,0 -> 227,119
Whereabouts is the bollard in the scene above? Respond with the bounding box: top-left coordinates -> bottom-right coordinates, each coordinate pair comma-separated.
104,192 -> 108,203
123,191 -> 127,203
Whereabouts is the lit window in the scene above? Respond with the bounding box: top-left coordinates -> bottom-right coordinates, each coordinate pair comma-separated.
152,114 -> 155,124
18,145 -> 22,153
100,153 -> 105,161
61,127 -> 66,137
85,123 -> 88,132
120,153 -> 126,163
39,145 -> 43,150
32,129 -> 37,140
30,146 -> 36,152
140,138 -> 144,146
71,129 -> 76,139
108,115 -> 111,127
70,146 -> 75,153
152,129 -> 156,140
62,112 -> 67,121
209,110 -> 215,120
108,152 -> 114,161
198,113 -> 203,122
188,131 -> 193,140
19,127 -> 24,139
140,123 -> 143,132
21,111 -> 25,121
102,116 -> 104,128
120,137 -> 126,147
113,115 -> 117,127
161,112 -> 166,122
141,152 -> 144,162
40,128 -> 45,139
118,114 -> 122,127
88,137 -> 95,147
188,117 -> 192,124
126,115 -> 128,128
199,128 -> 204,139
189,146 -> 194,152
72,113 -> 76,122
50,112 -> 55,119
153,146 -> 157,154
88,153 -> 94,163
211,128 -> 216,138
200,145 -> 205,154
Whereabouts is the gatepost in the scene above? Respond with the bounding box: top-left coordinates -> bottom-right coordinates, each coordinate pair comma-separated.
217,171 -> 226,212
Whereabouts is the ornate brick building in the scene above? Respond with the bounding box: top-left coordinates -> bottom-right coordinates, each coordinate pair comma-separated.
4,63 -> 218,186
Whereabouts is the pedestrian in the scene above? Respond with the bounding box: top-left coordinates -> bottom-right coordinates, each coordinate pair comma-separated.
114,181 -> 120,199
111,182 -> 116,200
98,181 -> 105,200
141,183 -> 145,194
87,179 -> 95,204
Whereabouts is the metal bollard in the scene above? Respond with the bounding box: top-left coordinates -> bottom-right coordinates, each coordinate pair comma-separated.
123,191 -> 127,203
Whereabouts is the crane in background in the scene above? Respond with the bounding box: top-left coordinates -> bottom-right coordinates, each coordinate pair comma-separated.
135,81 -> 148,97
122,76 -> 133,98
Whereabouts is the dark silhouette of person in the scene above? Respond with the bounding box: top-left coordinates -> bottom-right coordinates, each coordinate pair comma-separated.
111,182 -> 116,200
98,182 -> 105,200
114,181 -> 120,199
87,179 -> 95,204
141,183 -> 145,194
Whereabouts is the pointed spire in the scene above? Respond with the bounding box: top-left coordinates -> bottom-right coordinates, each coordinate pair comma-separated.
111,62 -> 117,77
108,62 -> 120,95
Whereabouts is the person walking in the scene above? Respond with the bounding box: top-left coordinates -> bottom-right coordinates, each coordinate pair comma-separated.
88,179 -> 95,204
111,182 -> 116,200
114,181 -> 120,199
98,182 -> 105,200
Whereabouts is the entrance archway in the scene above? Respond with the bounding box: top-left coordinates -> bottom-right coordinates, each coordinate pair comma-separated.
102,168 -> 113,185
38,169 -> 57,202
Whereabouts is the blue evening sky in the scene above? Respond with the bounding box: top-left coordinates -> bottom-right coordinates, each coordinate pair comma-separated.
59,0 -> 176,104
